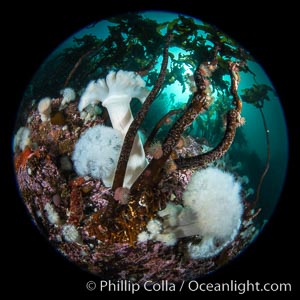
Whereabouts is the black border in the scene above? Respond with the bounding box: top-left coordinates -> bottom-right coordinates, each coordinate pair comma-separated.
4,1 -> 298,297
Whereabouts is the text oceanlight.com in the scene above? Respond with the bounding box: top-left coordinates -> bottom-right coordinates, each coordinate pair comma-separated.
86,280 -> 292,294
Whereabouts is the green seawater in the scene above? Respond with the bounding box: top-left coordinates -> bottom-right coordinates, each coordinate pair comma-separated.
17,10 -> 288,256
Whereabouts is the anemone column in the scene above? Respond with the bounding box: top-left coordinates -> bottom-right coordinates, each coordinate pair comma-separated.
79,70 -> 149,188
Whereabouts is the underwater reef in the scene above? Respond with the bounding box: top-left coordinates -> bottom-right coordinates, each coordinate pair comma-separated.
13,12 -> 275,282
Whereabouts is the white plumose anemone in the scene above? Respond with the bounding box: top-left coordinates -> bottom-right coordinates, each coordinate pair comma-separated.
72,125 -> 123,187
183,167 -> 243,259
13,127 -> 31,152
60,87 -> 76,110
78,70 -> 149,188
141,167 -> 243,259
38,97 -> 51,122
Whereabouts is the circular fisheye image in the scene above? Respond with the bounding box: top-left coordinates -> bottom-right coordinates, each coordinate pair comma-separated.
13,11 -> 288,282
